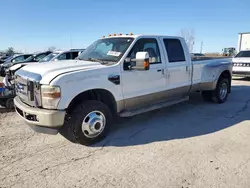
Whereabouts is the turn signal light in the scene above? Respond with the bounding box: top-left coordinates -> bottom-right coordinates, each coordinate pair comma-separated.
144,59 -> 150,70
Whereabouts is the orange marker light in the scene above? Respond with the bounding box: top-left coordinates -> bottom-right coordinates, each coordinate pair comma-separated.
144,59 -> 150,70
42,92 -> 61,98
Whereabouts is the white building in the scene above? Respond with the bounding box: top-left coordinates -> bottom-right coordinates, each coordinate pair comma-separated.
238,32 -> 250,52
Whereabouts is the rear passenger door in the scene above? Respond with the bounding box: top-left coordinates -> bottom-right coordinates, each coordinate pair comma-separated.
160,38 -> 192,96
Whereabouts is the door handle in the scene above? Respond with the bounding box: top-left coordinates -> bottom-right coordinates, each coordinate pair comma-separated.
157,69 -> 165,75
186,66 -> 189,72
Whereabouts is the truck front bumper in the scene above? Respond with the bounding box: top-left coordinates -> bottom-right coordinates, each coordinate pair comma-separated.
232,71 -> 250,77
14,96 -> 66,135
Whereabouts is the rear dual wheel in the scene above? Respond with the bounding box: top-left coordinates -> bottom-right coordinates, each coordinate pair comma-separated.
202,78 -> 229,104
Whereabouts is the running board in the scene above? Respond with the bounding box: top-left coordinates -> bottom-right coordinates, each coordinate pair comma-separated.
119,96 -> 189,117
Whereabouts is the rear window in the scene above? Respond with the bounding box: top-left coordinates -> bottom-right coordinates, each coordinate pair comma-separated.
163,39 -> 186,63
235,51 -> 250,58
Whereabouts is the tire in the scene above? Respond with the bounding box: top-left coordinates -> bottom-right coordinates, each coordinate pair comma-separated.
201,91 -> 213,102
61,100 -> 112,146
6,98 -> 14,109
212,78 -> 229,104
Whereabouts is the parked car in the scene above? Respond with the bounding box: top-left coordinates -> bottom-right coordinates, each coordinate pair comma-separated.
190,53 -> 205,57
13,34 -> 232,146
40,49 -> 84,62
0,53 -> 33,76
0,55 -> 11,64
6,49 -> 85,79
232,50 -> 250,77
21,51 -> 52,63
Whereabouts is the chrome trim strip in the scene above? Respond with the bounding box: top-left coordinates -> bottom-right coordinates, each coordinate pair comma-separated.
123,86 -> 190,110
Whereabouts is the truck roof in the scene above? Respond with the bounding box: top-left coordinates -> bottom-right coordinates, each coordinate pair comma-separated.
106,34 -> 183,39
239,32 -> 250,34
52,50 -> 64,53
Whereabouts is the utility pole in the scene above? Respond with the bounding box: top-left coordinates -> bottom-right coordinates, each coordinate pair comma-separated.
69,35 -> 72,49
200,41 -> 203,53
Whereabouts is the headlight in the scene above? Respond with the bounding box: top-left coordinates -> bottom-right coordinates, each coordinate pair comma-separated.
41,85 -> 61,109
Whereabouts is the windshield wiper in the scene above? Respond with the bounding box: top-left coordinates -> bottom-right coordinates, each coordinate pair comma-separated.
87,57 -> 108,64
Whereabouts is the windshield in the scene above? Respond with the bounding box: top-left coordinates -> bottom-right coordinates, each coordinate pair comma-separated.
235,51 -> 250,58
78,37 -> 134,63
24,55 -> 35,62
40,53 -> 59,62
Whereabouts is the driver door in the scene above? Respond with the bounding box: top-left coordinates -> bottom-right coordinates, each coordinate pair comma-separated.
121,37 -> 167,109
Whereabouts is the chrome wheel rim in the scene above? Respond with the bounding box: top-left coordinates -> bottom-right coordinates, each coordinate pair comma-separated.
81,111 -> 106,138
219,83 -> 228,100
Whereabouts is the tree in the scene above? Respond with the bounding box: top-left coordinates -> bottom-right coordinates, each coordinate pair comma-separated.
6,47 -> 15,56
178,29 -> 195,53
48,46 -> 56,51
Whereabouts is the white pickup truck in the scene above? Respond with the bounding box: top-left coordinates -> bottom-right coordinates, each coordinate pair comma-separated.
232,50 -> 250,77
13,34 -> 232,145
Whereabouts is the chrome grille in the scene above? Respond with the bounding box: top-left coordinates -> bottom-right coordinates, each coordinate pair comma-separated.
15,69 -> 42,107
233,63 -> 250,67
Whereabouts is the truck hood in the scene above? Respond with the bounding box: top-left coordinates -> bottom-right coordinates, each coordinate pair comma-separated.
17,60 -> 104,84
232,57 -> 250,63
9,62 -> 38,71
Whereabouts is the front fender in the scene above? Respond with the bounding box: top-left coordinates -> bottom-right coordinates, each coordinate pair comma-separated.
50,68 -> 123,110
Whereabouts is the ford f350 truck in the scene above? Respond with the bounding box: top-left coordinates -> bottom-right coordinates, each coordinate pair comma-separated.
13,34 -> 232,145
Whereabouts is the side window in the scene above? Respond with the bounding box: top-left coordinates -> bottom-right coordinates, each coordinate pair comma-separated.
65,52 -> 71,59
127,38 -> 161,64
24,55 -> 31,59
57,53 -> 71,60
163,39 -> 186,63
34,53 -> 48,61
71,52 -> 80,59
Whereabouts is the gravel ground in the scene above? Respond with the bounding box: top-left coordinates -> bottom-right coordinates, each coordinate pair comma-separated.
1,78 -> 250,188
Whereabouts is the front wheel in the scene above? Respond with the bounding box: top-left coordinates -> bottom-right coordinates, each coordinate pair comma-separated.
212,78 -> 230,104
62,100 -> 112,146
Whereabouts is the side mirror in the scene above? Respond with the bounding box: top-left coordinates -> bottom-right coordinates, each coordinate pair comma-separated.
125,52 -> 150,71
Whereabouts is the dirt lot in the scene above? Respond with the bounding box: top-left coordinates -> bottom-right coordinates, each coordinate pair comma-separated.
1,78 -> 250,188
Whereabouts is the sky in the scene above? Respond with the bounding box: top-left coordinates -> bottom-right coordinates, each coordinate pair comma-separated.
0,0 -> 250,53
